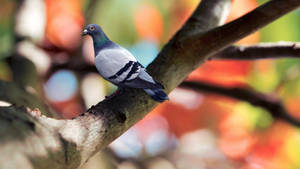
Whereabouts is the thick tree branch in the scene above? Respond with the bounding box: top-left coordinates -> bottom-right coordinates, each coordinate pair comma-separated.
0,106 -> 104,169
0,81 -> 51,116
180,81 -> 300,127
175,0 -> 231,38
179,0 -> 300,65
212,42 -> 300,60
2,0 -> 300,169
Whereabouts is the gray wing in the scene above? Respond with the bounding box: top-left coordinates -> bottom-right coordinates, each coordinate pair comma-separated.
95,45 -> 163,89
95,46 -> 138,84
121,65 -> 164,89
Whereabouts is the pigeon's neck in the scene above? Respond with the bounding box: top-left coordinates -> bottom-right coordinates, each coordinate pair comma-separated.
93,33 -> 109,56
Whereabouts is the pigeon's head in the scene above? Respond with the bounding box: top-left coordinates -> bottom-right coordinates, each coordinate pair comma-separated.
82,24 -> 107,39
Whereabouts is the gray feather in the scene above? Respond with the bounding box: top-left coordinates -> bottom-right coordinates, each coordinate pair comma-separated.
121,69 -> 163,89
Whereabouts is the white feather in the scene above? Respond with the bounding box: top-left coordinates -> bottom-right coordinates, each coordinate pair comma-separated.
94,46 -> 138,84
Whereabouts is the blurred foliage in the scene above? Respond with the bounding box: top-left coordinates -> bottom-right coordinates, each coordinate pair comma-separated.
0,0 -> 14,58
90,0 -> 138,45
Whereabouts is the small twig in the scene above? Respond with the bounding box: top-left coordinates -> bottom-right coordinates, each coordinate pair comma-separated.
180,81 -> 300,127
212,42 -> 300,60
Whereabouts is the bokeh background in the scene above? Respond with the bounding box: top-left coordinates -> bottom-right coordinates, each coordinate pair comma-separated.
1,0 -> 300,169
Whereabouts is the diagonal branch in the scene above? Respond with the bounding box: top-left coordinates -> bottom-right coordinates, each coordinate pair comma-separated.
212,42 -> 300,60
175,0 -> 231,38
180,81 -> 300,127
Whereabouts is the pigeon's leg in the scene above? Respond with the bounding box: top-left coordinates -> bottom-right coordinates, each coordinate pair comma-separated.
105,87 -> 124,100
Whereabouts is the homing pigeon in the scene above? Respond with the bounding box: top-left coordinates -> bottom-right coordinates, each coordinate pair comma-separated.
82,24 -> 169,102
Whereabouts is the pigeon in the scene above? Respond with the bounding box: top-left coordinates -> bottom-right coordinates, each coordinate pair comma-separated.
82,24 -> 169,102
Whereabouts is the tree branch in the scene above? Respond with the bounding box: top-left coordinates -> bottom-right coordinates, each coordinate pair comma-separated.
2,0 -> 300,168
179,0 -> 300,64
212,42 -> 300,60
0,81 -> 52,117
180,81 -> 300,127
47,41 -> 300,77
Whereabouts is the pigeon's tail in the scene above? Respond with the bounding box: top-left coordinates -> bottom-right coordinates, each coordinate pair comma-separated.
144,88 -> 169,102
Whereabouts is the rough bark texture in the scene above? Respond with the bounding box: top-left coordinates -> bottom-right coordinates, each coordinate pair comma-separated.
1,0 -> 300,169
0,81 -> 50,116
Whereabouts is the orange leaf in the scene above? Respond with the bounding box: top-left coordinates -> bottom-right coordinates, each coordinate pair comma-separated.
45,0 -> 84,50
219,128 -> 256,159
134,3 -> 163,42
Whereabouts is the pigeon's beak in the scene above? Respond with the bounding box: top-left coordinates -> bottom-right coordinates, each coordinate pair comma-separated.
82,29 -> 88,36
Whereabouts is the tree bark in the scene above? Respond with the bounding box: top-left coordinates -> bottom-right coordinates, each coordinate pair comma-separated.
212,42 -> 300,60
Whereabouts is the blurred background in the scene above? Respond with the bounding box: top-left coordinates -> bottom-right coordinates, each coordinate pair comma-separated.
1,0 -> 300,168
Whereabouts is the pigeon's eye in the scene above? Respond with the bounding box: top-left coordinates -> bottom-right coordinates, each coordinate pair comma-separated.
89,26 -> 95,31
